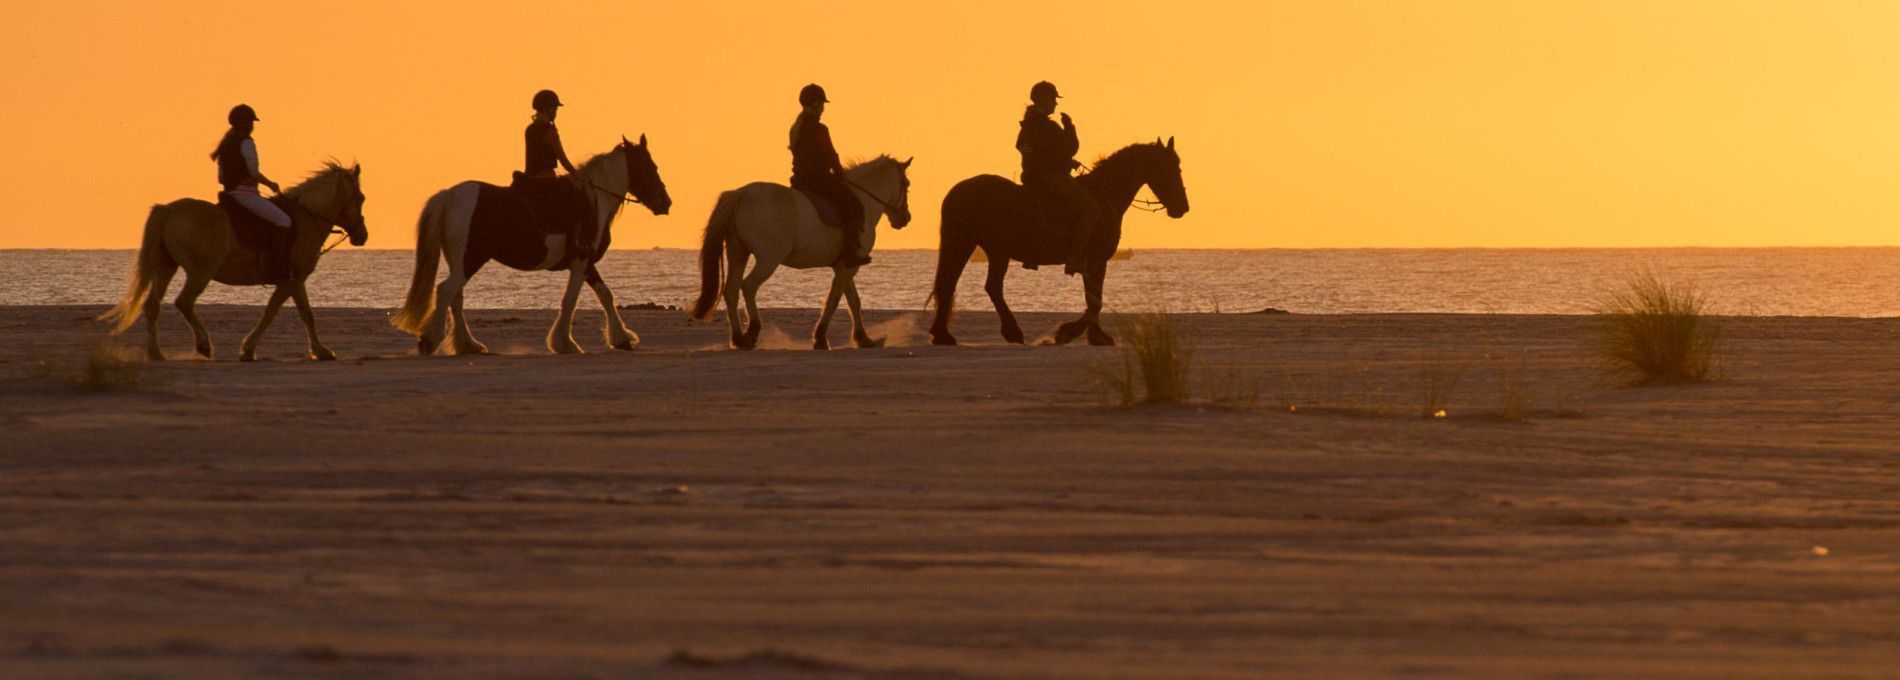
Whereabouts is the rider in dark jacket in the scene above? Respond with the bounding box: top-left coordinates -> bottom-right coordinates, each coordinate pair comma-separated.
790,84 -> 869,268
520,89 -> 597,261
1017,81 -> 1100,276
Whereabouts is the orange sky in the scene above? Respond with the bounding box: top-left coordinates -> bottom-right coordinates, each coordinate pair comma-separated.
3,1 -> 1899,249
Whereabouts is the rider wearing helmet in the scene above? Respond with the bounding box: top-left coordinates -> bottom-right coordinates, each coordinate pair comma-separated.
1017,81 -> 1100,276
211,104 -> 295,276
520,89 -> 598,261
790,84 -> 869,268
211,104 -> 291,229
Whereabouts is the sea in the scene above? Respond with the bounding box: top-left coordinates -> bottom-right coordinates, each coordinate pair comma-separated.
3,248 -> 1898,317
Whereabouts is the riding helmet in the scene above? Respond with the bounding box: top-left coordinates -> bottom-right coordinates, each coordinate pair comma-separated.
799,83 -> 829,107
228,104 -> 260,125
1030,81 -> 1061,101
532,89 -> 563,110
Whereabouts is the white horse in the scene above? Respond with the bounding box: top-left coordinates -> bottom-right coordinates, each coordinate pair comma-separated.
689,156 -> 914,350
392,136 -> 671,355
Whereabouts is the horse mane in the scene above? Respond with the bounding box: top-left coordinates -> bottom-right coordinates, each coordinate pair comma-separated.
1085,143 -> 1167,179
282,159 -> 354,200
845,154 -> 898,171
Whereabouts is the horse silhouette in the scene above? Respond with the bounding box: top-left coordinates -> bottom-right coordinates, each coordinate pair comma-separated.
392,136 -> 671,355
929,138 -> 1189,346
689,156 -> 914,350
99,162 -> 369,361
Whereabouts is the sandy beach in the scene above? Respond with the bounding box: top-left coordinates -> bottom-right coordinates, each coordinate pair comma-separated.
1,304 -> 1896,678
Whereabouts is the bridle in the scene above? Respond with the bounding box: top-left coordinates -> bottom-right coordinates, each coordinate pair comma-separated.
306,171 -> 361,254
842,172 -> 907,216
573,144 -> 648,205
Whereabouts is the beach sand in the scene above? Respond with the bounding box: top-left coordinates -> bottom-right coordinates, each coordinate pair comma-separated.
0,304 -> 1895,678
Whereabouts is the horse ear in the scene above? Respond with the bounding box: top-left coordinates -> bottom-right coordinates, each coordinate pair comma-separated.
621,134 -> 631,147
638,133 -> 648,147
1155,136 -> 1163,146
901,156 -> 914,169
1166,136 -> 1175,151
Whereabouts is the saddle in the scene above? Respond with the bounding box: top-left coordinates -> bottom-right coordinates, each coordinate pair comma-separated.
468,175 -> 596,270
217,193 -> 294,280
1015,185 -> 1078,271
797,188 -> 847,231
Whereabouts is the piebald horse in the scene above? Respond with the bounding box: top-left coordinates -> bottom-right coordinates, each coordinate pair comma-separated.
100,162 -> 369,361
689,156 -> 913,350
393,135 -> 671,355
929,139 -> 1189,346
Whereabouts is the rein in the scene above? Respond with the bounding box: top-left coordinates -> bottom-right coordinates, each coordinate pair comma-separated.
843,175 -> 901,213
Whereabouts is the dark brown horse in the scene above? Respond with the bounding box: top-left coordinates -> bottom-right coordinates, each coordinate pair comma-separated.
928,138 -> 1189,346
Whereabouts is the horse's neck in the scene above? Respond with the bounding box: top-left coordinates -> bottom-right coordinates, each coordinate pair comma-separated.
1085,159 -> 1147,216
577,155 -> 626,227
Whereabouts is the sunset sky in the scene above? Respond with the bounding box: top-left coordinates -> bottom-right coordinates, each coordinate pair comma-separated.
3,1 -> 1898,249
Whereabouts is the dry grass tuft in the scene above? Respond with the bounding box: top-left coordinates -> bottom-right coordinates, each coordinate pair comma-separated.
35,335 -> 151,392
1593,271 -> 1722,386
1092,311 -> 1194,406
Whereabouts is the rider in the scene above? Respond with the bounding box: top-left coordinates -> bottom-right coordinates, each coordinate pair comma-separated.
790,83 -> 869,268
1017,81 -> 1100,276
521,89 -> 597,260
211,104 -> 294,274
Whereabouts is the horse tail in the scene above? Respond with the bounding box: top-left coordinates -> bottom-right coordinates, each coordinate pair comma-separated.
98,204 -> 172,334
690,190 -> 740,321
391,190 -> 448,334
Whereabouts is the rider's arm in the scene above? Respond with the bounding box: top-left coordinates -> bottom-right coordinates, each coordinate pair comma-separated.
549,126 -> 578,174
821,125 -> 846,177
241,139 -> 281,193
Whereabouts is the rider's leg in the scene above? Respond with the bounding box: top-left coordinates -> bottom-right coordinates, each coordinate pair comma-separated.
829,179 -> 869,268
1058,179 -> 1100,276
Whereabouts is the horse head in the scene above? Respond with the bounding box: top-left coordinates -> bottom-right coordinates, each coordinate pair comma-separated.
293,162 -> 368,246
888,157 -> 915,229
1147,137 -> 1190,219
620,134 -> 672,215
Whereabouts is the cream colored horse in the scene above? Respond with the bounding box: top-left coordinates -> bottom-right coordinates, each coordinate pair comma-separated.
100,162 -> 368,361
689,156 -> 912,350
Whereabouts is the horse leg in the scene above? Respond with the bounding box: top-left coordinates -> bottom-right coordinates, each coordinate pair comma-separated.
239,286 -> 293,362
984,258 -> 1024,344
546,264 -> 588,354
141,265 -> 178,361
1084,264 -> 1115,346
737,256 -> 780,350
844,275 -> 883,349
585,265 -> 639,351
929,240 -> 978,347
280,280 -> 335,361
722,246 -> 748,348
449,290 -> 487,355
174,272 -> 213,359
420,271 -> 467,356
814,274 -> 844,350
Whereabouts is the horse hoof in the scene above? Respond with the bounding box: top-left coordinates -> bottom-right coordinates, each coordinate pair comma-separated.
196,345 -> 213,359
1002,328 -> 1025,345
855,336 -> 885,349
611,339 -> 637,351
311,350 -> 338,361
813,338 -> 830,351
930,333 -> 957,347
1087,333 -> 1116,347
147,351 -> 166,362
1052,322 -> 1085,346
455,343 -> 489,356
417,339 -> 437,356
239,352 -> 257,363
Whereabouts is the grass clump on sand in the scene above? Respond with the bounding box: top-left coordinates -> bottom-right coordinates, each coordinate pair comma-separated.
1092,311 -> 1195,406
35,335 -> 152,392
1593,271 -> 1722,386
